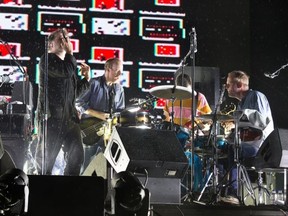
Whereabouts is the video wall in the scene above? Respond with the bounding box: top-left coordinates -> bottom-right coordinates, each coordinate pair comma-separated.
0,0 -> 202,109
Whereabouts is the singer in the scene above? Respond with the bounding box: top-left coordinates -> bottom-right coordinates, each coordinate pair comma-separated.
35,28 -> 91,176
219,70 -> 274,204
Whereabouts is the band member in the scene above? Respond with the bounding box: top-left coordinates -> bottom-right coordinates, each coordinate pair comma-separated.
163,73 -> 212,145
221,70 -> 274,204
76,57 -> 125,172
162,73 -> 212,192
35,28 -> 90,176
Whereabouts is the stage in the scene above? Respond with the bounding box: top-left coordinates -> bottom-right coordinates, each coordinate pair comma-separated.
152,203 -> 288,216
23,175 -> 288,216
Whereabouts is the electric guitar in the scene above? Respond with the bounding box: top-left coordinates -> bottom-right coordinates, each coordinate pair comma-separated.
79,116 -> 118,146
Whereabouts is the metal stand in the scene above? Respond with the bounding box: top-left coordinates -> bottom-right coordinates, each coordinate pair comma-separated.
196,133 -> 219,202
214,111 -> 256,205
233,112 -> 256,204
196,85 -> 226,203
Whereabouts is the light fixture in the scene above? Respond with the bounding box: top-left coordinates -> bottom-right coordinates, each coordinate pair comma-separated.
106,171 -> 150,216
0,168 -> 29,215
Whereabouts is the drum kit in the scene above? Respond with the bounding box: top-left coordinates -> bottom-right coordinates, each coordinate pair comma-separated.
111,84 -> 236,203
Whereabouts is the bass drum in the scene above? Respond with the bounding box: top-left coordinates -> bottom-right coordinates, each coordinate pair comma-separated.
119,110 -> 152,128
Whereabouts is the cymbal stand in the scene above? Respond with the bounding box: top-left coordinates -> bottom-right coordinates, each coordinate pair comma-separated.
197,85 -> 226,203
169,97 -> 176,131
232,112 -> 256,204
196,121 -> 219,202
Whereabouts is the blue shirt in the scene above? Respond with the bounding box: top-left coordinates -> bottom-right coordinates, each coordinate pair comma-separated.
238,89 -> 274,146
238,89 -> 273,121
76,76 -> 125,116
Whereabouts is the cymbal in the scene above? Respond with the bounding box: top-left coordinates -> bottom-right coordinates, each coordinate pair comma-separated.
196,114 -> 234,122
149,85 -> 193,100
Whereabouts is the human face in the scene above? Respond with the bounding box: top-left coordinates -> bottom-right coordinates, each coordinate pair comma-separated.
49,33 -> 66,53
226,76 -> 239,99
49,30 -> 71,54
106,62 -> 123,83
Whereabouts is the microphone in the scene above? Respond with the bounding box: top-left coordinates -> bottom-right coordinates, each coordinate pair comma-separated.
218,84 -> 226,105
264,72 -> 275,79
190,27 -> 197,57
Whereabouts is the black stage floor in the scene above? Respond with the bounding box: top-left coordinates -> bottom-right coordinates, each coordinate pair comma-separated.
152,204 -> 288,216
22,175 -> 288,216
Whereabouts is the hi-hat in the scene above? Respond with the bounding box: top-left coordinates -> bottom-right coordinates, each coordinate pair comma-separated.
196,114 -> 234,122
149,85 -> 193,100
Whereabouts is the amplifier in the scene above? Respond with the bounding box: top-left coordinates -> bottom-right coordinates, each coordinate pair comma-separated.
0,114 -> 31,138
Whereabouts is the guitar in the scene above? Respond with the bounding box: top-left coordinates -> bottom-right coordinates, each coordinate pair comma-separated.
79,116 -> 118,145
239,127 -> 262,142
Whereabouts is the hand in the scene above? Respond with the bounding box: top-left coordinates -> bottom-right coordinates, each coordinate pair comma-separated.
62,36 -> 73,55
221,120 -> 235,136
80,62 -> 90,81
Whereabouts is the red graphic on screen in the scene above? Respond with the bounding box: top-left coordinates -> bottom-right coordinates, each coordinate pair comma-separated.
156,44 -> 179,57
2,0 -> 21,4
93,0 -> 121,9
92,48 -> 122,61
0,44 -> 17,57
156,98 -> 166,108
156,0 -> 180,6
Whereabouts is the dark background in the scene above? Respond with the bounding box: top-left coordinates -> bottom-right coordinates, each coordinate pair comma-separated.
1,0 -> 288,128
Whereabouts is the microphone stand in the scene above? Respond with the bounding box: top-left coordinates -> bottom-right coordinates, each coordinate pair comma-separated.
189,27 -> 197,195
264,62 -> 288,79
41,36 -> 49,175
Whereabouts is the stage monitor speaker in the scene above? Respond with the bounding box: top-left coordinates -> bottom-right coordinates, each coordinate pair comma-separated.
0,114 -> 31,138
28,175 -> 105,216
11,81 -> 33,110
254,128 -> 288,169
104,127 -> 188,179
1,137 -> 27,170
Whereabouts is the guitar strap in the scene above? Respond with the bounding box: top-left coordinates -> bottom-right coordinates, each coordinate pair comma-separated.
108,84 -> 115,117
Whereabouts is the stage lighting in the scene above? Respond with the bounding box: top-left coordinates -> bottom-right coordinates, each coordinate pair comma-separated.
0,168 -> 29,216
107,171 -> 150,216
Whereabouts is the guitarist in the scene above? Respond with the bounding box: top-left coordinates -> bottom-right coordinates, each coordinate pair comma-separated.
76,58 -> 125,173
220,70 -> 274,204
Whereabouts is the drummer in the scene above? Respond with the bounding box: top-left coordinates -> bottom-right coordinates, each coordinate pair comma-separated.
162,73 -> 212,193
163,73 -> 212,148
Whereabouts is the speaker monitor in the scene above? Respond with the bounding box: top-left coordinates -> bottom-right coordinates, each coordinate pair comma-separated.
254,128 -> 288,169
104,127 -> 189,179
11,81 -> 33,109
28,175 -> 104,216
1,137 -> 27,170
0,114 -> 31,138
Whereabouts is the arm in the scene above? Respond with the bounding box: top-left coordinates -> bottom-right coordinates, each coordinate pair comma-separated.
84,109 -> 110,121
